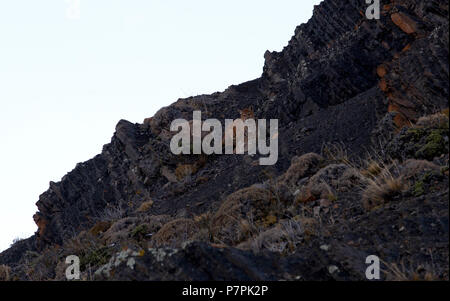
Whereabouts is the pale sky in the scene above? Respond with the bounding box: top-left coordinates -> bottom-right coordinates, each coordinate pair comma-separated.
0,0 -> 322,251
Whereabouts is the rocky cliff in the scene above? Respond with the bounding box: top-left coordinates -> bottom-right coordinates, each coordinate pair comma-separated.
1,0 -> 448,281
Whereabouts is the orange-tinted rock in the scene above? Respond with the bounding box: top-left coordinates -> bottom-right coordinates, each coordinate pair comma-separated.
33,213 -> 48,237
402,43 -> 412,52
388,103 -> 412,128
391,13 -> 417,34
389,95 -> 415,109
383,4 -> 393,12
379,79 -> 388,91
377,65 -> 388,78
394,113 -> 411,129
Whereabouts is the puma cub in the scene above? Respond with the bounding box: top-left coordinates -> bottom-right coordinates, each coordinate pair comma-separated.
222,107 -> 256,154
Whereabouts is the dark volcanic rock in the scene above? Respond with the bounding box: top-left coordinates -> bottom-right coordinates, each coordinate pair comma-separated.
30,0 -> 448,249
0,237 -> 36,267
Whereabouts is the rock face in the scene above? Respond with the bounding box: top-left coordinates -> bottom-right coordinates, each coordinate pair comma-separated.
1,0 -> 448,281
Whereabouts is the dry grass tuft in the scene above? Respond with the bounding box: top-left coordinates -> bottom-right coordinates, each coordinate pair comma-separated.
441,108 -> 449,117
361,160 -> 383,178
321,143 -> 351,165
383,260 -> 440,281
151,218 -> 202,247
238,219 -> 303,254
278,153 -> 324,189
64,231 -> 102,257
193,212 -> 213,229
0,265 -> 11,281
98,204 -> 126,222
415,112 -> 449,129
211,187 -> 279,245
362,166 -> 408,210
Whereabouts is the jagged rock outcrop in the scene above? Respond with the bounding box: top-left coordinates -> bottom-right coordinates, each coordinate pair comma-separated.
1,0 -> 448,281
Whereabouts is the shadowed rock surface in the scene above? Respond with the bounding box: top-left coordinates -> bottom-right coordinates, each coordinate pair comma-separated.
1,0 -> 448,281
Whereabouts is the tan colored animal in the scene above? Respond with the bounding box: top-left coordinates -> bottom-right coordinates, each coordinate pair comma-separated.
222,107 -> 256,154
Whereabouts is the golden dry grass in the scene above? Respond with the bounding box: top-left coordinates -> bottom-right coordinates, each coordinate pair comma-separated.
361,160 -> 383,178
238,219 -> 304,254
152,218 -> 200,247
89,221 -> 112,236
321,143 -> 351,165
137,200 -> 154,213
278,153 -> 324,189
382,260 -> 440,281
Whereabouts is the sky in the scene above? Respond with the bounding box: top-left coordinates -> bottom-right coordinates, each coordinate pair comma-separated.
0,0 -> 322,251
